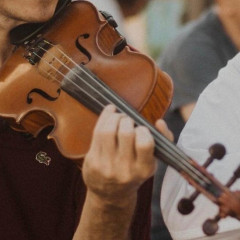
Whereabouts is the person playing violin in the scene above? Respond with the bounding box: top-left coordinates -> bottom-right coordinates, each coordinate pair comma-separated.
0,0 -> 173,239
219,191 -> 240,219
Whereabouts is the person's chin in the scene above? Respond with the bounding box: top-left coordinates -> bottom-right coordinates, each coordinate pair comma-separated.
24,11 -> 55,23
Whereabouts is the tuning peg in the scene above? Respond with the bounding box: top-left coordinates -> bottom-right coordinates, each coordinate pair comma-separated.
203,143 -> 226,167
178,144 -> 226,215
202,165 -> 240,235
225,165 -> 240,187
202,215 -> 221,236
178,191 -> 198,215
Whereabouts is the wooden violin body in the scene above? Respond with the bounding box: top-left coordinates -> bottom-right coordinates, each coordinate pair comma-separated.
0,0 -> 172,159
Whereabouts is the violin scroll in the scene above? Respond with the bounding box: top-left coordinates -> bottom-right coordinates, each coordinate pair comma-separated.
178,145 -> 240,236
202,166 -> 240,235
178,143 -> 226,215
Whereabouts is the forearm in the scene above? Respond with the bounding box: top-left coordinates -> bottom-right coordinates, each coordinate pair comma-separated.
73,105 -> 158,240
73,191 -> 137,240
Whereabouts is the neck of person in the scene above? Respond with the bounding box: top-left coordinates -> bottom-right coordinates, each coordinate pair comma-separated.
0,16 -> 22,68
216,6 -> 240,50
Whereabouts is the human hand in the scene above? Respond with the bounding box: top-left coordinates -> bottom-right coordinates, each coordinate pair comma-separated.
155,119 -> 174,142
82,105 -> 156,205
219,191 -> 240,219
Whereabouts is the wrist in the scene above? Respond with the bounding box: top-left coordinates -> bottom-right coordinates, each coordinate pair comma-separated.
86,189 -> 137,209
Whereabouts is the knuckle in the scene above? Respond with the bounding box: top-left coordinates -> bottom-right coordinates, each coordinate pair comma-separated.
94,128 -> 113,139
136,125 -> 147,132
119,129 -> 134,139
84,157 -> 115,180
136,140 -> 154,151
138,165 -> 155,180
83,155 -> 99,172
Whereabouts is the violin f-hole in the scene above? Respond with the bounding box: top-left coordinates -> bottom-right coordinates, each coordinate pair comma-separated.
27,88 -> 61,104
76,34 -> 92,65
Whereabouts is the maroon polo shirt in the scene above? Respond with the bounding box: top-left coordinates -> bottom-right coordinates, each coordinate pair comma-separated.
0,120 -> 152,240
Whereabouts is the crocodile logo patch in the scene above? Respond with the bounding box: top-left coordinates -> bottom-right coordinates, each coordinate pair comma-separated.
36,151 -> 51,166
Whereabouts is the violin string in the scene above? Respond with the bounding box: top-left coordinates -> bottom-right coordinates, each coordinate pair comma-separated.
34,43 -> 210,186
32,44 -> 211,186
32,51 -> 107,111
36,44 -> 189,162
45,45 -> 211,185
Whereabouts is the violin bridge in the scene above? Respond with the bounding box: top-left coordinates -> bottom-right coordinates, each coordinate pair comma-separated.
37,44 -> 72,82
24,38 -> 72,83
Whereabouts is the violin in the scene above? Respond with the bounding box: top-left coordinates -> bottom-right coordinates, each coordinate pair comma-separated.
1,0 -> 240,235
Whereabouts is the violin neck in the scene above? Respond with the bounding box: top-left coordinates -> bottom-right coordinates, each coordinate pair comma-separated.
61,65 -> 194,177
61,64 -> 190,171
60,64 -> 224,199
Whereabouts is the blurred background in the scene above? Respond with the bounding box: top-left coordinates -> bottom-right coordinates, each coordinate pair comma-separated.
123,0 -> 214,59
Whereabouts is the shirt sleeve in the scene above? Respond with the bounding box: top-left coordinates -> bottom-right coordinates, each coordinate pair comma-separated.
160,53 -> 240,240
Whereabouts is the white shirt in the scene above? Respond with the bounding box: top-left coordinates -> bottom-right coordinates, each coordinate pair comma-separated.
161,53 -> 240,239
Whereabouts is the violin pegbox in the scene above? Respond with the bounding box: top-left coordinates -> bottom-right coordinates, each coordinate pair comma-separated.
178,144 -> 240,236
178,143 -> 226,215
177,143 -> 236,235
203,165 -> 240,235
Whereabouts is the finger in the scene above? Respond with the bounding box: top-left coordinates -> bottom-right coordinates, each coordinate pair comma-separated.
235,191 -> 240,199
219,204 -> 229,218
100,112 -> 124,157
118,116 -> 135,160
219,210 -> 228,218
135,126 -> 154,163
155,119 -> 174,142
91,105 -> 117,151
92,105 -> 126,158
94,104 -> 116,132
